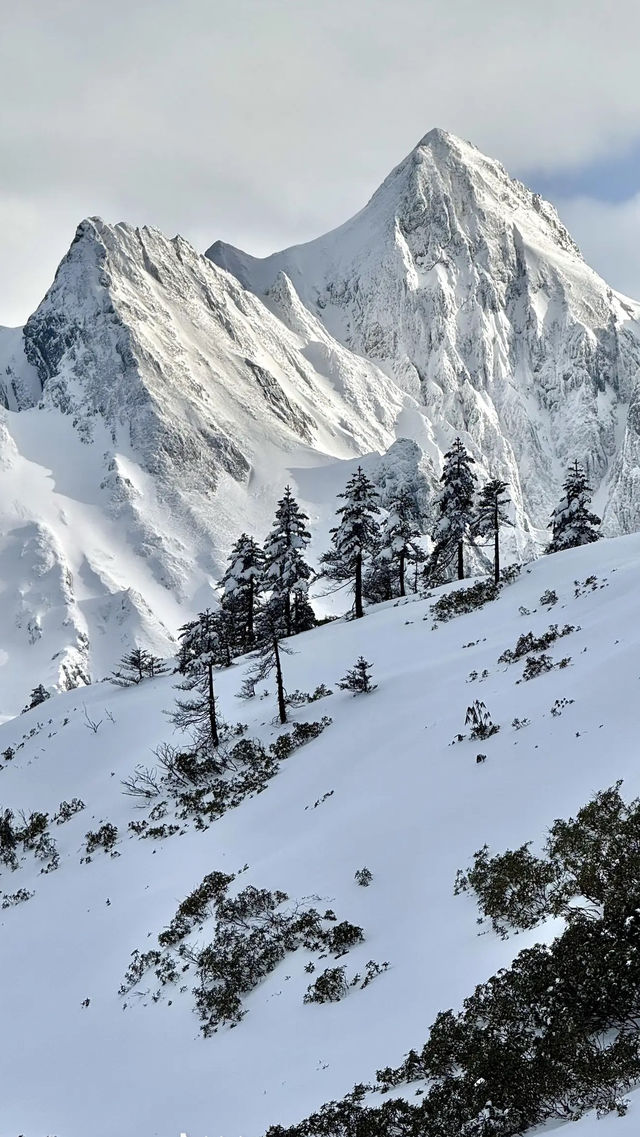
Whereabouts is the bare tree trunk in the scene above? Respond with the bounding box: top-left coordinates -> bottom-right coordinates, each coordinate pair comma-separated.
247,580 -> 255,646
457,540 -> 464,581
207,663 -> 219,748
399,549 -> 406,597
494,521 -> 500,585
273,637 -> 287,724
355,552 -> 364,618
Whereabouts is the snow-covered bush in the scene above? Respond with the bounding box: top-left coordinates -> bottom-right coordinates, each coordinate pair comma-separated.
498,623 -> 576,664
83,823 -> 119,858
539,588 -> 558,607
53,798 -> 86,824
270,718 -> 332,759
122,870 -> 367,1036
22,684 -> 50,713
520,653 -> 554,681
0,807 -> 59,873
464,701 -> 499,741
1,888 -> 34,908
304,966 -> 349,1004
354,867 -> 373,887
430,580 -> 498,625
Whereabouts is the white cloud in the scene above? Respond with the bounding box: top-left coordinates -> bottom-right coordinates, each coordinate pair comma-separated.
3,0 -> 640,321
555,194 -> 640,301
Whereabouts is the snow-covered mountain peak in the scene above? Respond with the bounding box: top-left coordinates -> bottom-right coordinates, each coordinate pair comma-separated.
0,212 -> 437,714
208,133 -> 640,541
5,129 -> 640,711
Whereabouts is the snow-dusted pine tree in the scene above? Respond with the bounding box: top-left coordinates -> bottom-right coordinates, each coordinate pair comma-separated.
362,541 -> 393,605
430,438 -> 477,582
172,610 -> 226,749
219,533 -> 264,651
263,487 -> 313,636
547,461 -> 601,554
378,485 -> 425,597
321,467 -> 381,619
110,647 -> 168,686
338,656 -> 376,694
474,478 -> 513,585
22,684 -> 50,713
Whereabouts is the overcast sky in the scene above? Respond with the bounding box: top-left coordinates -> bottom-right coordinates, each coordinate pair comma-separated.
2,0 -> 640,324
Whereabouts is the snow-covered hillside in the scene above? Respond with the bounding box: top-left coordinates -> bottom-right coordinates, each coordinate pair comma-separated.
2,535 -> 640,1137
0,220 -> 437,714
209,128 -> 640,539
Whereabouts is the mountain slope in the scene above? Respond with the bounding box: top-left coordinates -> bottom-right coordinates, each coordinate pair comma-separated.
1,535 -> 640,1136
209,128 -> 640,537
0,219 -> 436,713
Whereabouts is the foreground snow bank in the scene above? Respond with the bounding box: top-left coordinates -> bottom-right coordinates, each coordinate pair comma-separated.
1,535 -> 640,1136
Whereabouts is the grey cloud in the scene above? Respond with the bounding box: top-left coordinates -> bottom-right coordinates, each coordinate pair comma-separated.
2,0 -> 640,322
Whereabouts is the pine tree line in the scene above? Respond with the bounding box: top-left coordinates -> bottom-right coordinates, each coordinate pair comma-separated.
168,474 -> 414,749
428,438 -> 601,584
106,455 -> 599,754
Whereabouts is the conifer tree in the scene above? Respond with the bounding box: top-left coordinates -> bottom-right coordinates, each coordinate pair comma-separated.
110,647 -> 168,686
290,586 -> 316,636
547,461 -> 601,554
219,534 -> 263,651
378,485 -> 425,597
474,478 -> 513,585
430,438 -> 477,581
337,656 -> 377,694
321,467 -> 381,618
263,486 -> 313,637
23,684 -> 50,713
171,610 -> 225,749
362,541 -> 394,605
250,595 -> 292,724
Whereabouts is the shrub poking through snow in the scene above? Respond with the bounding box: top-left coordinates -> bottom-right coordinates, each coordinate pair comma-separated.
269,719 -> 332,760
429,579 -> 499,625
540,588 -> 558,607
498,624 -> 577,665
267,785 -> 640,1137
304,960 -> 389,1005
0,807 -> 59,874
1,888 -> 34,908
520,653 -> 554,682
304,966 -> 349,1004
22,684 -> 50,713
464,701 -> 499,741
83,823 -> 119,859
53,798 -> 85,824
128,719 -> 332,836
338,657 -> 376,695
121,871 -> 369,1035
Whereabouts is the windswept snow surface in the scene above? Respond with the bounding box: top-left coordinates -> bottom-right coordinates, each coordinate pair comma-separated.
1,535 -> 640,1136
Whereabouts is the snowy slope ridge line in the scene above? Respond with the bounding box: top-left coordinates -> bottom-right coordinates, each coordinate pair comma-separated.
209,127 -> 640,540
2,534 -> 640,1135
